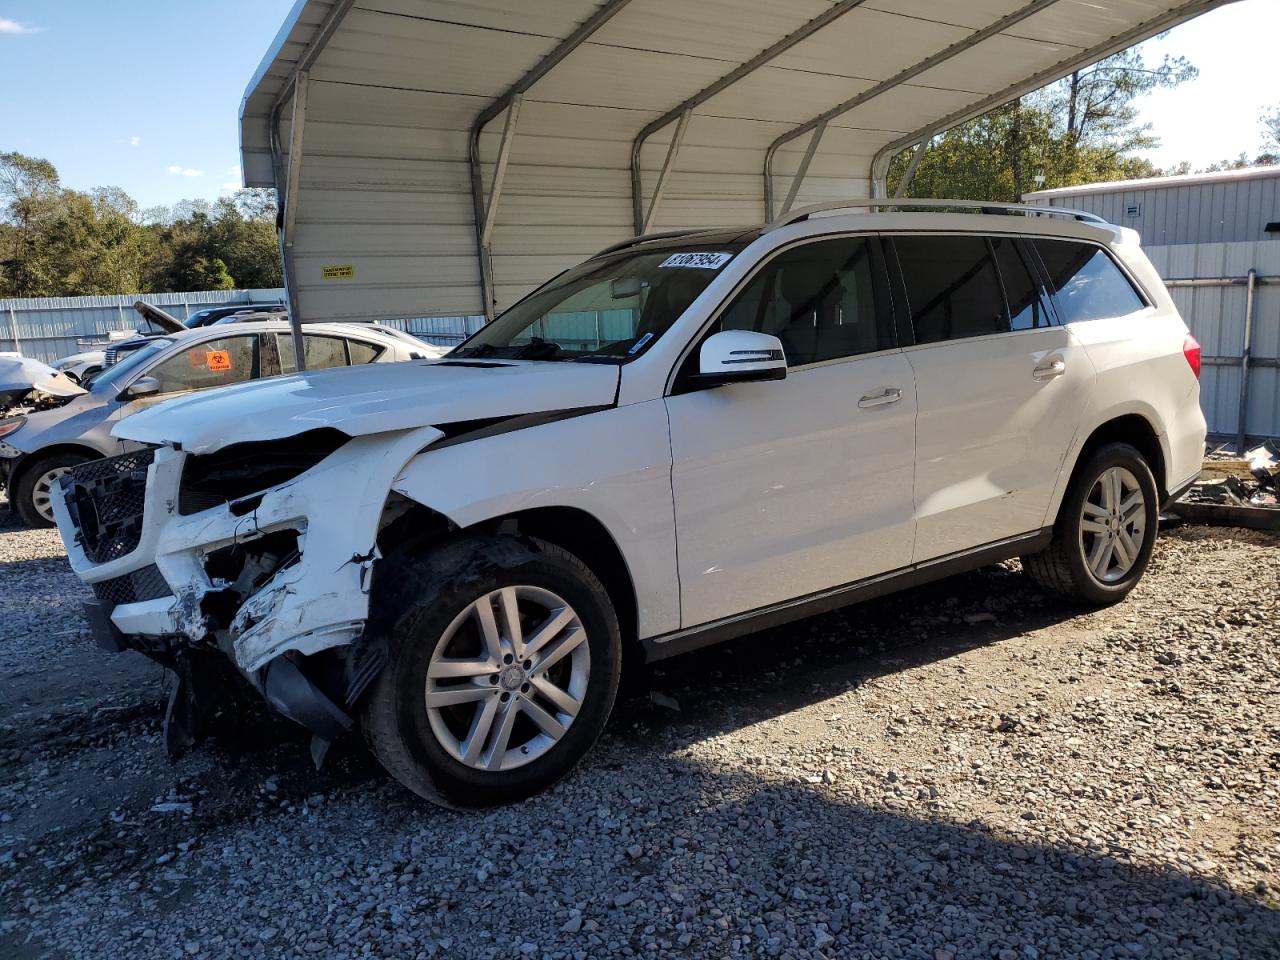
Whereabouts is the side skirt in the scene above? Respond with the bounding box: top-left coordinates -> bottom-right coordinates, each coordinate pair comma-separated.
641,528 -> 1053,662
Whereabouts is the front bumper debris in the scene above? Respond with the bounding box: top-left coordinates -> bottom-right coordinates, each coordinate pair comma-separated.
51,426 -> 443,760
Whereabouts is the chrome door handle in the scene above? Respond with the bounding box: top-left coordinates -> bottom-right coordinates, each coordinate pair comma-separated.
1032,359 -> 1066,381
858,387 -> 902,408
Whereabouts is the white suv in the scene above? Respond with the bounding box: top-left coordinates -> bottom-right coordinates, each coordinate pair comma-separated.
53,201 -> 1206,807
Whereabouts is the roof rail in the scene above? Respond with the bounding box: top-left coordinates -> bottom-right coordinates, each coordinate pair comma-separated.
766,198 -> 1109,232
591,229 -> 701,259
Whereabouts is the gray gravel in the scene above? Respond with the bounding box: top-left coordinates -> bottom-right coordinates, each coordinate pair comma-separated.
2,499 -> 1278,959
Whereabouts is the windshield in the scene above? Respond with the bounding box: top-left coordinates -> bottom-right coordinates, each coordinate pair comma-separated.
90,339 -> 173,393
452,245 -> 744,363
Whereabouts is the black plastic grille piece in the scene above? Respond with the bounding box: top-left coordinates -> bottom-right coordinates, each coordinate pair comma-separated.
63,448 -> 156,564
91,564 -> 172,605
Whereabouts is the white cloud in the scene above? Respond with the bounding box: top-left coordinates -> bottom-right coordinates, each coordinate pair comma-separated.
225,165 -> 240,176
130,136 -> 141,147
167,165 -> 203,177
0,17 -> 36,34
221,182 -> 241,191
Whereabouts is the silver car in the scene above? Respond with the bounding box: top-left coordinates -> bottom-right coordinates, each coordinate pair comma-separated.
0,320 -> 444,526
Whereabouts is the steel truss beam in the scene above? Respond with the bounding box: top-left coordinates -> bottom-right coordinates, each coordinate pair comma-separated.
764,0 -> 1061,216
641,110 -> 692,234
868,0 -> 1229,195
267,0 -> 358,362
630,0 -> 871,235
469,0 -> 636,321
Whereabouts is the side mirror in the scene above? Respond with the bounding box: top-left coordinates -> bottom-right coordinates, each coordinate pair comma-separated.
693,330 -> 787,387
122,376 -> 161,400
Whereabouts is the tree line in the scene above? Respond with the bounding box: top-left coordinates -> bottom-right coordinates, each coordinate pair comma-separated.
887,48 -> 1278,199
0,155 -> 281,299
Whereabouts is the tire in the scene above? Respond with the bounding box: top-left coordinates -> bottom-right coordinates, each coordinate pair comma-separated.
360,534 -> 621,808
14,452 -> 90,528
1021,442 -> 1160,606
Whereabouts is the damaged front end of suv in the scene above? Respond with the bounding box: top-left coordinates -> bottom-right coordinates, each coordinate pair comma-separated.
50,356 -> 623,767
53,423 -> 446,764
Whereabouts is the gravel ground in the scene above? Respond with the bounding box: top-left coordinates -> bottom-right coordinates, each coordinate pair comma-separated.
1,499 -> 1278,960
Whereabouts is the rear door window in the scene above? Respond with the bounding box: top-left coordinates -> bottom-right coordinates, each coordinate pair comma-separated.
891,236 -> 1008,344
278,334 -> 351,373
1032,240 -> 1147,323
346,339 -> 383,365
991,237 -> 1051,331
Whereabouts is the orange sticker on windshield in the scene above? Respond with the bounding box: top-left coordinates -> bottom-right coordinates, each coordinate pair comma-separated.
205,350 -> 232,372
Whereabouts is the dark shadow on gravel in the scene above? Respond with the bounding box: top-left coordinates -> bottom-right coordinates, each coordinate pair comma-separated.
536,757 -> 1280,959
618,560 -> 1077,741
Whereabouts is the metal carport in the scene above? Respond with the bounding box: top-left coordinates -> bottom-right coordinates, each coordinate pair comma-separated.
239,0 -> 1239,337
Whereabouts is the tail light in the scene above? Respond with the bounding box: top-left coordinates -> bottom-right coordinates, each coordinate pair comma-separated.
1183,333 -> 1201,380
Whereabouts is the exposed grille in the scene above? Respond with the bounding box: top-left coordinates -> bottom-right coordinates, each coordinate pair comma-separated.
63,448 -> 156,564
103,346 -> 120,366
91,564 -> 171,605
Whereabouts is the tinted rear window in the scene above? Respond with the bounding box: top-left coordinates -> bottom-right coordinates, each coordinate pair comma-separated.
1033,240 -> 1146,324
893,236 -> 1008,344
991,237 -> 1050,331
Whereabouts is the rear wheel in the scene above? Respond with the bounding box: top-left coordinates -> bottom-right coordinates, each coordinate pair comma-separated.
15,452 -> 90,528
360,535 -> 621,807
1022,442 -> 1159,605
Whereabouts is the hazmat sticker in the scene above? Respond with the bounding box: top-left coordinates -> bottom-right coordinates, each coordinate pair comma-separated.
659,252 -> 733,270
322,264 -> 355,280
205,350 -> 232,372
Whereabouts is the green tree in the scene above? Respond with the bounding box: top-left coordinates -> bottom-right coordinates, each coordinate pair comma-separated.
0,151 -> 62,296
1263,107 -> 1280,149
888,47 -> 1197,200
146,191 -> 281,291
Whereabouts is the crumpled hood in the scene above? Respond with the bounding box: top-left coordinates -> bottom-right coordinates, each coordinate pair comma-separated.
113,359 -> 620,454
1,355 -> 87,406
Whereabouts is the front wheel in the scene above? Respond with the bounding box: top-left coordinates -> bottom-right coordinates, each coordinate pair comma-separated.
1022,442 -> 1160,605
360,535 -> 621,807
15,452 -> 90,528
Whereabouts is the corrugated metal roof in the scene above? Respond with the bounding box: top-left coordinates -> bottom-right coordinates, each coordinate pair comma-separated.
239,0 -> 1241,324
1024,164 -> 1280,200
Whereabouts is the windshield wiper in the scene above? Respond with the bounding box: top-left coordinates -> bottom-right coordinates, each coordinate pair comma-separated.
513,337 -> 565,361
452,342 -> 498,359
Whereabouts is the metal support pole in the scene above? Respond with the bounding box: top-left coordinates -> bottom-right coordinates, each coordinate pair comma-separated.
6,304 -> 19,354
894,140 -> 928,199
631,0 -> 870,232
270,94 -> 307,370
481,94 -> 523,249
641,109 -> 691,235
1236,268 -> 1257,452
470,0 -> 636,321
283,72 -> 310,250
779,121 -> 826,217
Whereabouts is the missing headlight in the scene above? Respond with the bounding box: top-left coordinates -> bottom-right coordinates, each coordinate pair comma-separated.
202,528 -> 303,631
179,429 -> 348,515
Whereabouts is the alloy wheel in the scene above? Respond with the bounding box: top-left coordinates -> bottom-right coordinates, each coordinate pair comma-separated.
424,585 -> 590,772
1079,465 -> 1146,584
32,467 -> 74,524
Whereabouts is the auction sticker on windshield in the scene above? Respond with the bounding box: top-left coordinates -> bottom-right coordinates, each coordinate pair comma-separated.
660,252 -> 732,270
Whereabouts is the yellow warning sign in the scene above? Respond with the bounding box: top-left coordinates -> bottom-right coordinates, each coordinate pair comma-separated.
321,264 -> 355,280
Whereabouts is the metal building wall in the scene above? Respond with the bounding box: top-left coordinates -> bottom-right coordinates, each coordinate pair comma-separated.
0,290 -> 285,364
0,288 -> 482,364
1029,169 -> 1280,247
1145,241 -> 1279,441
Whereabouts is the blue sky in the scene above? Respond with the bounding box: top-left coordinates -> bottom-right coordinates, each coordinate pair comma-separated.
1,0 -> 1277,210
